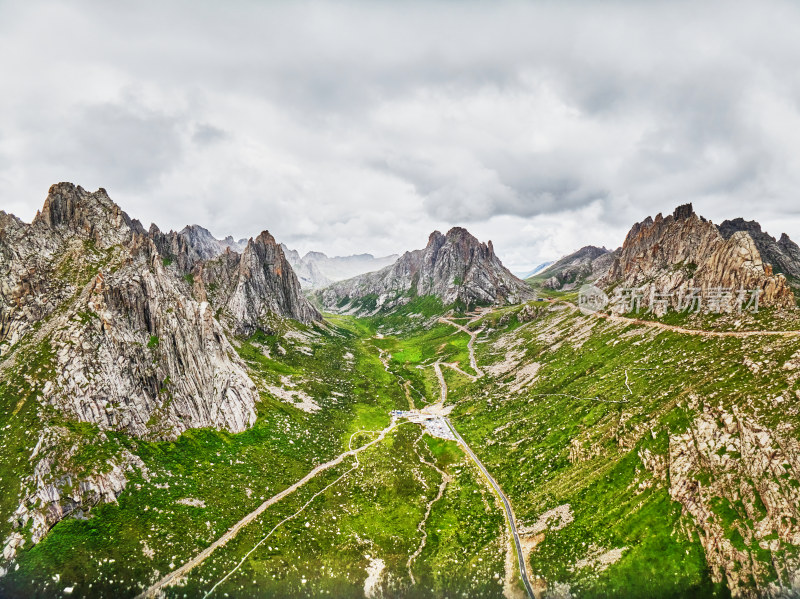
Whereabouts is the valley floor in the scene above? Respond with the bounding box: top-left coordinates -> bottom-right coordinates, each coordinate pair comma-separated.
3,297 -> 800,598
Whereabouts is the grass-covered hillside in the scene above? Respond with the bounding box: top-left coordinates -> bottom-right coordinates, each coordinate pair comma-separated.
449,301 -> 800,598
0,304 -> 507,598
3,291 -> 800,598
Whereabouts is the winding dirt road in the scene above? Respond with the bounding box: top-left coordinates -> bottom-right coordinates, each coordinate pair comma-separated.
561,301 -> 800,338
136,421 -> 399,599
438,317 -> 484,377
430,315 -> 535,599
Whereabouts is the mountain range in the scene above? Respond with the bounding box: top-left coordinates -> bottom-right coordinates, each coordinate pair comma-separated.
316,227 -> 536,313
2,184 -> 800,598
280,245 -> 398,290
531,204 -> 799,310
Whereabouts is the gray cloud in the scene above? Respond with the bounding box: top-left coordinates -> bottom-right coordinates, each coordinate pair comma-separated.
45,99 -> 185,191
2,0 -> 800,271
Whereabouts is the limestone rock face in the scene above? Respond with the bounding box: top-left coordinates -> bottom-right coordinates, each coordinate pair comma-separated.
16,428 -> 147,544
536,246 -> 615,291
599,204 -> 795,311
44,238 -> 258,440
0,182 -> 319,557
719,218 -> 800,282
223,231 -> 321,335
318,227 -> 535,313
1,184 -> 142,349
147,224 -> 322,334
1,185 -> 260,440
33,182 -> 146,245
193,232 -> 321,335
645,406 -> 800,597
149,224 -> 239,273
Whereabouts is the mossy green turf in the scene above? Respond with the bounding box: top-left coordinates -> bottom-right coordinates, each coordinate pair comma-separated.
3,294 -> 798,597
449,301 -> 800,597
167,427 -> 505,599
0,303 -> 505,598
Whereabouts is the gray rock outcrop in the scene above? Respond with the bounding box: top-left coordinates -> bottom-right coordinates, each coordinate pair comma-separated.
1,183 -> 260,442
318,227 -> 535,312
196,231 -> 321,335
0,182 -> 320,562
599,204 -> 795,311
533,246 -> 615,291
719,218 -> 800,284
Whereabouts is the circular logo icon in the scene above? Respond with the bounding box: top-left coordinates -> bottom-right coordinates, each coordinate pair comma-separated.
578,284 -> 609,315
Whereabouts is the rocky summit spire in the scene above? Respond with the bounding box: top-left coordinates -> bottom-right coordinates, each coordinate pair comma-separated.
673,203 -> 695,220
33,182 -> 145,246
600,204 -> 795,310
317,226 -> 535,313
204,230 -> 321,336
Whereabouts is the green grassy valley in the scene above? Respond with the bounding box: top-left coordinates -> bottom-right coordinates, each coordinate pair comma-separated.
2,294 -> 800,598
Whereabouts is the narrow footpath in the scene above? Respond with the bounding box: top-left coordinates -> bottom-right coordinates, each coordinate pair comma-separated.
560,300 -> 800,338
135,421 -> 399,599
438,316 -> 485,377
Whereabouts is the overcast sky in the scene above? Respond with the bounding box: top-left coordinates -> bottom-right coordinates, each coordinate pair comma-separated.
2,0 -> 800,272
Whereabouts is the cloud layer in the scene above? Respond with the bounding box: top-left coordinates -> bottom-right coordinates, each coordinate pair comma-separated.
2,0 -> 800,271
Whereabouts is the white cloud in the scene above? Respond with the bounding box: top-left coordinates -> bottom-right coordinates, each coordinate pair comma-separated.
2,0 -> 800,270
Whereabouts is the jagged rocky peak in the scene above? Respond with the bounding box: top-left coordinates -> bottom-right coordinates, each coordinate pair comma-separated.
178,224 -> 227,260
45,236 -> 258,440
317,226 -> 535,313
536,245 -> 616,291
1,184 -> 149,347
0,182 -> 328,550
32,182 -> 145,246
673,202 -> 695,221
149,222 -> 246,273
200,230 -> 322,336
719,217 -> 800,282
600,203 -> 795,310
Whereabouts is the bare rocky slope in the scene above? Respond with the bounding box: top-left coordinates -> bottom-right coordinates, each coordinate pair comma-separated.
536,204 -> 796,311
531,246 -> 616,291
599,204 -> 795,311
316,227 -> 536,313
719,218 -> 800,285
0,183 -> 319,565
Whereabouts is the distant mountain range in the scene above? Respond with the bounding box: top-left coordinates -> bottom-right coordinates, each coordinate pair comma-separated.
527,246 -> 615,291
280,245 -> 398,289
517,261 -> 554,280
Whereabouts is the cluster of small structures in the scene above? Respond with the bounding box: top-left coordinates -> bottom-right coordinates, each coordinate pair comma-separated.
390,410 -> 456,441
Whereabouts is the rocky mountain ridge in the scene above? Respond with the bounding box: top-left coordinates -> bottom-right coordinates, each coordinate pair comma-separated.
317,227 -> 535,313
600,204 -> 795,312
536,203 -> 797,312
0,183 -> 318,563
533,246 -> 616,291
719,218 -> 800,284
